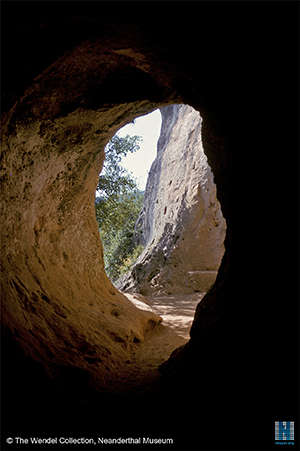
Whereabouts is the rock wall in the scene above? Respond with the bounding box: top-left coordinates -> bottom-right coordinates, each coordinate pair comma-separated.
0,19 -> 232,409
0,14 -> 234,444
119,104 -> 226,295
0,37 -> 174,393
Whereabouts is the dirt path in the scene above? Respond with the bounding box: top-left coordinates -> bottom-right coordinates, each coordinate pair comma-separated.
120,292 -> 205,392
147,293 -> 205,339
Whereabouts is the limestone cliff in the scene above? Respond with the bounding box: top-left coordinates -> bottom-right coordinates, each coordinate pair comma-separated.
119,104 -> 226,295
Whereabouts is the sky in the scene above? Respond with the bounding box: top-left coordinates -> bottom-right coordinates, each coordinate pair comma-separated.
116,109 -> 162,190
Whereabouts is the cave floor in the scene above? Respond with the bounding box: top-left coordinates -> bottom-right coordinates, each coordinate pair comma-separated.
148,293 -> 205,339
119,292 -> 205,394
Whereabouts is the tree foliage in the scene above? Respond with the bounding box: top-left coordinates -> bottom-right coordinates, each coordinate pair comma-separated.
95,134 -> 144,281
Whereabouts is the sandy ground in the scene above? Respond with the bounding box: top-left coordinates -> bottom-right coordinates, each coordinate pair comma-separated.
120,292 -> 205,392
147,293 -> 205,339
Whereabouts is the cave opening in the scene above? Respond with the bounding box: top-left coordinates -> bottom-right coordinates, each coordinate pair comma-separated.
93,103 -> 227,385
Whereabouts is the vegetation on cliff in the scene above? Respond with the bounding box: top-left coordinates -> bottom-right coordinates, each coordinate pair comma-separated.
95,134 -> 144,281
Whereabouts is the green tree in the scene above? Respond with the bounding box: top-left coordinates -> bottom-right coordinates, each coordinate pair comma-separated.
95,134 -> 144,281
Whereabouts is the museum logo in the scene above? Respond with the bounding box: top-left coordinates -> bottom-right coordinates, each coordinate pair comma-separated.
275,421 -> 294,445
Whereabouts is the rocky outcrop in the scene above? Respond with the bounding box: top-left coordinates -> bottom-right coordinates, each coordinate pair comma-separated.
119,104 -> 226,295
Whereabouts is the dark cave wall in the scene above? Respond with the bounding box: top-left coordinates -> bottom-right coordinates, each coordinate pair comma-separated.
1,17 -> 231,383
0,41 -> 179,390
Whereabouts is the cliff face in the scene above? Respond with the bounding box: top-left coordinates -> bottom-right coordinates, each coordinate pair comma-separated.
120,104 -> 226,295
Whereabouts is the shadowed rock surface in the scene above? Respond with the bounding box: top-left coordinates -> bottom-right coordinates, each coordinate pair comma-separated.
1,19 -> 233,442
118,104 -> 226,295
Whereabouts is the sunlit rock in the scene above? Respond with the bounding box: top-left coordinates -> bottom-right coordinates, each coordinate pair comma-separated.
119,104 -> 226,295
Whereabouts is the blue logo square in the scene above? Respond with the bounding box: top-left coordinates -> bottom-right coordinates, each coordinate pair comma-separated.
275,421 -> 294,442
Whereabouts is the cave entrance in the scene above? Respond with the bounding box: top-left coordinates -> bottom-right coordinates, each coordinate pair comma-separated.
96,104 -> 226,354
2,18 -> 232,432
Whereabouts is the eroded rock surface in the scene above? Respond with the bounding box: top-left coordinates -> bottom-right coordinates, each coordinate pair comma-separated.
1,22 -> 228,403
0,37 -> 178,393
119,104 -> 226,295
